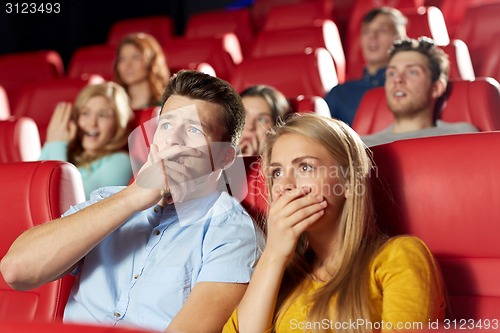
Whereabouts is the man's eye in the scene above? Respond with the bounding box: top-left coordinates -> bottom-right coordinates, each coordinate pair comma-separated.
188,127 -> 203,135
160,122 -> 172,130
407,69 -> 419,76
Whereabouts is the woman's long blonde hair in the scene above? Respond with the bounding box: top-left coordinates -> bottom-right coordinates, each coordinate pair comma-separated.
68,82 -> 133,167
262,114 -> 386,333
113,32 -> 170,107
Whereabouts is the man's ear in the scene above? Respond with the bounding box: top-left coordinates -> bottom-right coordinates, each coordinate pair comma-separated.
215,145 -> 236,170
432,79 -> 447,99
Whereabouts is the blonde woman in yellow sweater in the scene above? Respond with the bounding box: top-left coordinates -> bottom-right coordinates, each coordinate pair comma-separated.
223,114 -> 445,333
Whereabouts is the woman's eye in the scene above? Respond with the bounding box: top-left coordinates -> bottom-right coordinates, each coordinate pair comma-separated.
257,116 -> 270,124
271,169 -> 282,179
99,112 -> 113,119
300,163 -> 314,172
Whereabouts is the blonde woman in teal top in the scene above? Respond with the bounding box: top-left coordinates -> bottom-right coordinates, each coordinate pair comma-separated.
40,82 -> 134,198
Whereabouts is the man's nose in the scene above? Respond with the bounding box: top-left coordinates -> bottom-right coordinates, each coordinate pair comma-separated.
165,126 -> 185,147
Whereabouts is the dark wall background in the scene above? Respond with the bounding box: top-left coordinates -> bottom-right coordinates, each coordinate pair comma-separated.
0,0 -> 245,68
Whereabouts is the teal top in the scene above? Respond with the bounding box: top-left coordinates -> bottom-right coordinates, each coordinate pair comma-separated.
40,141 -> 133,199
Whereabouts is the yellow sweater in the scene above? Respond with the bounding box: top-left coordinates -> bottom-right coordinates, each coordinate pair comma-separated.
223,236 -> 445,332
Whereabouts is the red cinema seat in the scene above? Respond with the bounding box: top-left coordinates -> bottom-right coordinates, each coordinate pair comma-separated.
107,16 -> 174,47
67,45 -> 116,81
251,0 -> 332,31
185,9 -> 254,57
128,107 -> 160,178
0,161 -> 85,322
480,32 -> 500,83
237,155 -> 268,225
403,6 -> 449,45
260,1 -> 333,32
12,77 -> 103,144
164,35 -> 242,81
289,95 -> 331,117
370,131 -> 500,319
230,48 -> 338,98
0,321 -> 155,333
455,3 -> 500,75
250,20 -> 346,83
0,50 -> 64,109
0,85 -> 10,120
352,78 -> 500,135
441,39 -> 475,81
0,117 -> 41,163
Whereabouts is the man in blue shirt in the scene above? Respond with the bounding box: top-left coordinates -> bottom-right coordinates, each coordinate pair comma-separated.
325,7 -> 407,126
1,70 -> 264,333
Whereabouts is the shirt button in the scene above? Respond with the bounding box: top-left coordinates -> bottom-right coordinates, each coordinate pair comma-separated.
133,274 -> 139,279
113,312 -> 121,318
372,79 -> 379,85
153,230 -> 160,236
153,207 -> 159,213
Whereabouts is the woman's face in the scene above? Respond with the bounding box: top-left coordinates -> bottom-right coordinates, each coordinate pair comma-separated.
239,95 -> 274,155
78,96 -> 117,155
268,133 -> 346,230
116,43 -> 149,86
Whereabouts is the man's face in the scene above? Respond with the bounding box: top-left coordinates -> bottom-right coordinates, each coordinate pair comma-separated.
361,13 -> 400,70
385,50 -> 438,118
152,95 -> 226,200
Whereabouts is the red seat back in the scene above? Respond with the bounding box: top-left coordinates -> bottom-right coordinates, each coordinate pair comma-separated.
164,35 -> 241,80
370,132 -> 500,319
0,117 -> 41,163
441,39 -> 475,80
261,1 -> 333,32
455,3 -> 500,74
289,95 -> 331,117
0,321 -> 155,333
402,6 -> 449,45
107,16 -> 174,47
251,20 -> 346,83
0,50 -> 64,109
352,78 -> 500,135
230,48 -> 338,98
0,161 -> 85,322
67,45 -> 116,81
480,32 -> 500,83
0,85 -> 10,121
185,9 -> 254,57
12,77 -> 102,144
128,107 -> 160,178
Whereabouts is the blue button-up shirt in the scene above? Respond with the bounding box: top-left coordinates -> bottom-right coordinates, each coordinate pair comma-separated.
325,67 -> 386,126
63,187 -> 264,332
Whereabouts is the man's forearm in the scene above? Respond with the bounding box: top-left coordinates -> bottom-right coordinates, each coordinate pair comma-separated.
0,186 -> 143,290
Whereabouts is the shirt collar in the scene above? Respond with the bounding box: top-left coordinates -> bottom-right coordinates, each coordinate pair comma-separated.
362,66 -> 386,84
148,191 -> 222,228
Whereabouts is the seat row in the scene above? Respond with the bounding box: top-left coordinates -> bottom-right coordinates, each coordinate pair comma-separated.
1,76 -> 499,166
1,130 -> 499,324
